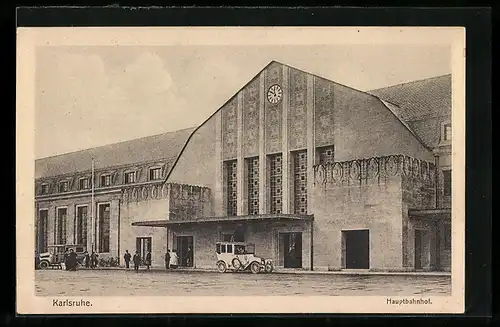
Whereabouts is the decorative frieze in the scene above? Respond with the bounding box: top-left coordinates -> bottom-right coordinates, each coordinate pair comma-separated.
313,154 -> 436,187
265,63 -> 283,153
222,97 -> 238,160
243,77 -> 260,157
288,68 -> 307,150
121,182 -> 169,203
169,183 -> 212,221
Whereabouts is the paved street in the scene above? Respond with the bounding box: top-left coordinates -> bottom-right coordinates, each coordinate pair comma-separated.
35,269 -> 451,296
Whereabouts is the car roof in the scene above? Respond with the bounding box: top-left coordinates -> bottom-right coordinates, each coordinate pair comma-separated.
215,242 -> 247,245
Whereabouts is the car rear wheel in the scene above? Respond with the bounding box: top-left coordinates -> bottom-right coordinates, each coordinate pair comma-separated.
39,261 -> 49,269
216,261 -> 227,273
265,262 -> 274,273
250,261 -> 261,274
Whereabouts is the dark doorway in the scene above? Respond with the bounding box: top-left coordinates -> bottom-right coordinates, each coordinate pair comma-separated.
280,232 -> 302,268
415,230 -> 423,270
343,230 -> 370,269
176,236 -> 194,267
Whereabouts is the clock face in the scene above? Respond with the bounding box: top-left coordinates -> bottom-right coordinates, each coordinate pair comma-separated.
267,84 -> 283,104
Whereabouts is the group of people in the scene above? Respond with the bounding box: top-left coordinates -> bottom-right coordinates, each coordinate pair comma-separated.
123,248 -> 188,272
64,250 -> 99,270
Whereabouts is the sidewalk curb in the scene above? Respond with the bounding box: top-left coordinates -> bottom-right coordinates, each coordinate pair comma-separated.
68,267 -> 451,277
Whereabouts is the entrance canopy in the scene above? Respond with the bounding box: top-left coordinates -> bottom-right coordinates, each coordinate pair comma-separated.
131,214 -> 314,227
409,208 -> 451,221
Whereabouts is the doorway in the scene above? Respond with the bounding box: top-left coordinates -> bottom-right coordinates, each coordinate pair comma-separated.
176,235 -> 194,267
279,232 -> 302,268
343,230 -> 370,269
136,237 -> 152,261
415,230 -> 423,270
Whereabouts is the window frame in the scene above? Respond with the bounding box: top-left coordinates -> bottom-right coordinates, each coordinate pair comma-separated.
149,167 -> 162,181
100,174 -> 111,187
58,180 -> 69,193
40,183 -> 49,195
124,171 -> 137,184
78,177 -> 90,190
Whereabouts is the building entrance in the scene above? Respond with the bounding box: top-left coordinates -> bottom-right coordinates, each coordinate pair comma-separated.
279,232 -> 302,268
176,235 -> 194,267
415,229 -> 424,270
343,230 -> 370,269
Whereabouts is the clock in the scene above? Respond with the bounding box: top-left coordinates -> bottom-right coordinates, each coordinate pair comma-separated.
267,84 -> 283,104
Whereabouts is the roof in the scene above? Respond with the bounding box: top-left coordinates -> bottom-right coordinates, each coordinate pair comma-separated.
368,74 -> 451,148
368,74 -> 451,122
131,214 -> 314,227
35,127 -> 196,179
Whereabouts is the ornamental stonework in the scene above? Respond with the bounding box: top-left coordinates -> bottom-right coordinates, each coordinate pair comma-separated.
265,63 -> 283,153
222,97 -> 238,160
243,77 -> 260,157
313,154 -> 436,187
288,68 -> 307,150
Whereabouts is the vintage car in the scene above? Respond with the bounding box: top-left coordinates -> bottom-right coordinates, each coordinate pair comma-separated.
38,244 -> 87,269
215,242 -> 274,274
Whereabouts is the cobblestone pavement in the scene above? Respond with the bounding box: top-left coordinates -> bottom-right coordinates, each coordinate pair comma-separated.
35,269 -> 451,296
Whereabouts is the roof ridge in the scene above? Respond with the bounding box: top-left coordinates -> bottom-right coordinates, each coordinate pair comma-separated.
368,74 -> 452,93
36,126 -> 197,161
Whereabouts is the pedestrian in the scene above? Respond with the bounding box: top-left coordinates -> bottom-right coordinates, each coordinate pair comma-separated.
90,251 -> 98,269
84,251 -> 90,268
165,250 -> 171,270
123,250 -> 131,269
133,251 -> 141,272
63,249 -> 69,270
68,249 -> 78,271
145,251 -> 152,270
169,249 -> 179,269
186,246 -> 193,267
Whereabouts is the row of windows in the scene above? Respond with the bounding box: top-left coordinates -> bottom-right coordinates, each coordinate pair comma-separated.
40,168 -> 163,195
223,146 -> 334,216
37,203 -> 111,253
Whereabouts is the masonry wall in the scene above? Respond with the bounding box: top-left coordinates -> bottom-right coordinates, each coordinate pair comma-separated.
120,184 -> 170,267
330,82 -> 433,163
310,165 -> 404,271
167,114 -> 219,216
36,191 -> 121,257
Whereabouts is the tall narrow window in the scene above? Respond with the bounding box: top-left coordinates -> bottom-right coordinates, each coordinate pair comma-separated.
317,145 -> 335,165
125,171 -> 136,184
75,206 -> 88,245
38,209 -> 48,252
247,157 -> 259,215
79,178 -> 89,190
55,208 -> 67,245
58,181 -> 69,192
269,154 -> 283,214
443,170 -> 452,196
443,123 -> 452,141
293,150 -> 308,214
98,203 -> 110,253
224,160 -> 238,216
40,184 -> 49,195
149,167 -> 162,181
101,174 -> 111,187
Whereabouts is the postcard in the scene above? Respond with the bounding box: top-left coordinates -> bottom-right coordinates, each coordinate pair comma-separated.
16,26 -> 465,314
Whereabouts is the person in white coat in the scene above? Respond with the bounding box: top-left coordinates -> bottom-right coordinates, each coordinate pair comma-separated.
169,249 -> 179,269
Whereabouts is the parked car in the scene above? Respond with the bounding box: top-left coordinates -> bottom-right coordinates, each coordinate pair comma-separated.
37,245 -> 87,269
215,242 -> 274,274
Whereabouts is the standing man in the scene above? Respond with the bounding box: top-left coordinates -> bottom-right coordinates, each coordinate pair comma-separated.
133,251 -> 141,272
84,251 -> 90,268
165,250 -> 171,270
123,250 -> 131,269
68,249 -> 78,271
186,246 -> 193,267
145,251 -> 152,271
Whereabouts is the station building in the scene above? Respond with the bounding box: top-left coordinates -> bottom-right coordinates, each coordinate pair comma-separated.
34,61 -> 452,272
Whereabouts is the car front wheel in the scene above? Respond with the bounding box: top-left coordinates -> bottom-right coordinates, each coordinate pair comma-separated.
216,261 -> 227,273
250,261 -> 261,274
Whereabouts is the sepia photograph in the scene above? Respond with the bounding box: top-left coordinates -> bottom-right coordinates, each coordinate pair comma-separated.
16,26 -> 465,314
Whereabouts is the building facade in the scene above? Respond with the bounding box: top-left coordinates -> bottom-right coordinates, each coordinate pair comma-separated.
35,61 -> 452,272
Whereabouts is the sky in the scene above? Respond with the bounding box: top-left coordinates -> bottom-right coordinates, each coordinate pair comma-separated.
35,44 -> 450,159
